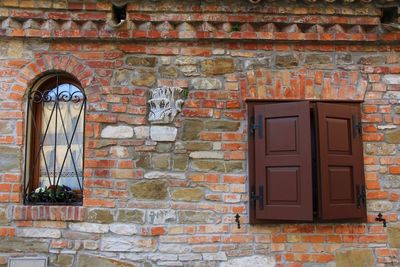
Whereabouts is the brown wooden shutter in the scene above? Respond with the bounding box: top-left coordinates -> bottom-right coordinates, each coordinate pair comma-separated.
316,102 -> 366,220
254,101 -> 313,221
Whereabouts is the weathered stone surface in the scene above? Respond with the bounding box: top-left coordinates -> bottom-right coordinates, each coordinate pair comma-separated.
178,210 -> 217,223
0,121 -> 13,134
385,128 -> 400,143
52,254 -> 75,267
136,153 -> 151,169
383,91 -> 400,100
150,126 -> 177,142
144,171 -> 185,180
395,105 -> 400,113
388,224 -> 400,248
152,154 -> 170,170
185,142 -> 213,151
69,222 -> 109,233
243,57 -> 270,70
367,200 -> 393,212
87,209 -> 114,224
202,252 -> 227,261
365,143 -> 396,155
110,223 -> 138,235
78,254 -> 135,267
16,228 -> 61,238
156,143 -> 173,153
63,231 -> 101,240
131,180 -> 168,200
221,255 -> 275,267
275,55 -> 298,68
201,58 -> 235,75
179,65 -> 199,76
159,244 -> 191,254
173,155 -> 189,171
110,146 -> 129,158
358,56 -> 385,65
126,56 -> 157,67
383,175 -> 400,189
100,236 -> 157,252
134,126 -> 150,139
0,146 -> 19,171
336,249 -> 375,267
171,188 -> 205,201
117,209 -> 145,223
113,69 -> 131,86
190,78 -> 222,90
205,120 -> 240,131
0,208 -> 8,224
336,54 -> 353,64
225,161 -> 244,173
147,209 -> 176,224
189,151 -> 224,159
101,125 -> 134,139
175,57 -> 197,65
131,69 -> 156,87
182,120 -> 204,141
305,54 -> 332,65
192,160 -> 225,172
0,237 -> 48,252
159,66 -> 179,78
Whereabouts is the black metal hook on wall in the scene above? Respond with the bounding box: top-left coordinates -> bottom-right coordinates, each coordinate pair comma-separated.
375,213 -> 387,227
235,213 -> 241,229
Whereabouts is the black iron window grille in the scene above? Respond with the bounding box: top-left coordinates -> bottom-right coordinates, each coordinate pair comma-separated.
24,72 -> 86,205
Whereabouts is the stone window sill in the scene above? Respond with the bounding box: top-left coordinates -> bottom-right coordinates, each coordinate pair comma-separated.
12,205 -> 85,221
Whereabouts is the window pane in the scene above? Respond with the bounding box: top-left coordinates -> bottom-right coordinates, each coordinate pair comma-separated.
39,83 -> 84,190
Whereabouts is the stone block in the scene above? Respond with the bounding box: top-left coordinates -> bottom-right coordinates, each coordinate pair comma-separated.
221,255 -> 275,267
147,209 -> 176,224
275,54 -> 298,68
185,142 -> 213,151
152,154 -> 170,170
156,143 -> 173,153
367,200 -> 393,212
150,126 -> 177,142
383,175 -> 400,189
0,208 -> 9,224
110,146 -> 129,158
336,54 -> 353,64
87,209 -> 114,224
0,146 -> 20,171
136,153 -> 151,169
365,143 -> 396,155
189,151 -> 224,159
0,237 -> 48,252
358,56 -> 385,65
190,78 -> 222,90
201,58 -> 235,75
182,120 -> 204,141
101,125 -> 134,139
0,120 -> 13,134
159,66 -> 179,78
243,57 -> 271,70
131,69 -> 156,87
175,57 -> 197,65
130,180 -> 168,200
113,69 -> 131,86
178,210 -> 217,223
385,128 -> 400,144
126,56 -> 157,67
191,160 -> 225,172
388,224 -> 400,248
69,222 -> 109,233
305,54 -> 332,65
117,209 -> 144,223
78,254 -> 135,267
336,249 -> 375,267
158,244 -> 191,254
171,188 -> 205,201
110,223 -> 138,235
205,120 -> 240,131
134,126 -> 150,139
100,236 -> 157,252
16,228 -> 61,238
52,254 -> 75,267
225,161 -> 244,173
202,252 -> 227,261
173,155 -> 189,171
144,171 -> 185,180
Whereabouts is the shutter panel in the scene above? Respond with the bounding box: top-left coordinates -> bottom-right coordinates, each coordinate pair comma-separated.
316,102 -> 366,220
254,101 -> 313,221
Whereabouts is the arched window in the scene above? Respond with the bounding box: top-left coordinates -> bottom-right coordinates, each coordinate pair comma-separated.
24,72 -> 86,205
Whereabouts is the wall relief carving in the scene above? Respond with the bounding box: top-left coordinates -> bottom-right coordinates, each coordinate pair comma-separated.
148,86 -> 184,124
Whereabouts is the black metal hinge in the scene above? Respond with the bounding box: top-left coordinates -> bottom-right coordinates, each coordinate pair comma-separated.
352,115 -> 362,139
356,184 -> 366,209
250,186 -> 264,210
251,114 -> 263,139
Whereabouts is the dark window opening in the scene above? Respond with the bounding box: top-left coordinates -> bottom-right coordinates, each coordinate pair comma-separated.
112,4 -> 127,25
381,7 -> 398,24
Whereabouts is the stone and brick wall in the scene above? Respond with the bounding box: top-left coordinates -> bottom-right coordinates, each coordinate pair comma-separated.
0,0 -> 399,266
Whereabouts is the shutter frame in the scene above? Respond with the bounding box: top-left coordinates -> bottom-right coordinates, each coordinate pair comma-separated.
253,101 -> 313,221
316,102 -> 366,221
